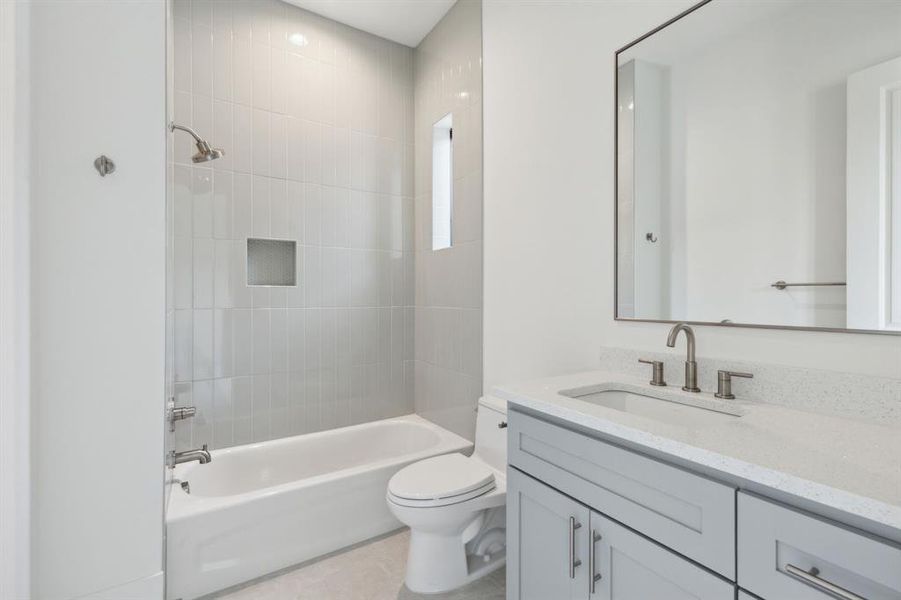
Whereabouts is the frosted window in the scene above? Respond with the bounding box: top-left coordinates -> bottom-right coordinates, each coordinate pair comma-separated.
247,238 -> 297,286
432,114 -> 453,251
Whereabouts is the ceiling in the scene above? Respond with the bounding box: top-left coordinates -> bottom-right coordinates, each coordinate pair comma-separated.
619,0 -> 800,66
286,0 -> 456,48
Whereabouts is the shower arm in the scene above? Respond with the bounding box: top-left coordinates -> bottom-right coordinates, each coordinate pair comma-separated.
169,122 -> 205,145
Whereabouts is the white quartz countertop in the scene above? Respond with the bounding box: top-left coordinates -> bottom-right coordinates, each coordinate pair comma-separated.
494,370 -> 901,534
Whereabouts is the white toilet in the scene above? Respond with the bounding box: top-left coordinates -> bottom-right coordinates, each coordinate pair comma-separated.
387,396 -> 508,594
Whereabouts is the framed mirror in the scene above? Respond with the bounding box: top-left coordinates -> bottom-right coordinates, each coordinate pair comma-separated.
615,0 -> 901,334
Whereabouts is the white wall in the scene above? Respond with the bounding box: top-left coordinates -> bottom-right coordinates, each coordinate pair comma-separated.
483,0 -> 901,394
30,0 -> 166,598
0,1 -> 31,598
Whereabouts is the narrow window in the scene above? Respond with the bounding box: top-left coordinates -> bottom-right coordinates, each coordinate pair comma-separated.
432,114 -> 453,250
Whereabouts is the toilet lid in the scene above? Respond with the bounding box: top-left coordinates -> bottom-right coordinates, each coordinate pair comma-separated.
388,453 -> 495,502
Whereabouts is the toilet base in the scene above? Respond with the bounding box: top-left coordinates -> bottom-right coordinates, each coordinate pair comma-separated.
402,507 -> 507,594
404,530 -> 506,594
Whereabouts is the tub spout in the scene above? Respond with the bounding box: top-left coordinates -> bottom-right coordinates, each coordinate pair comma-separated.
169,444 -> 212,467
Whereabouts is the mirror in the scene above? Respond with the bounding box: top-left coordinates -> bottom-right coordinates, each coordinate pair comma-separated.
615,0 -> 901,334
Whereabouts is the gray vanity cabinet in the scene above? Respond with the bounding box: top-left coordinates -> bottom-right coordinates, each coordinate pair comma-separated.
738,492 -> 901,600
508,468 -> 734,600
508,408 -> 901,600
591,510 -> 735,600
508,410 -> 736,578
508,467 -> 591,599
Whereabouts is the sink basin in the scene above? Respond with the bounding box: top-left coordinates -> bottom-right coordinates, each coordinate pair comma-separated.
560,387 -> 741,428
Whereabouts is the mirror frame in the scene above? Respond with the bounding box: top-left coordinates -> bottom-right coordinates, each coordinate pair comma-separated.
612,0 -> 901,336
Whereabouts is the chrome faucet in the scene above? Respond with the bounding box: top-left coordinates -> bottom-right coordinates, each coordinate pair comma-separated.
167,397 -> 197,432
666,323 -> 700,392
169,444 -> 212,467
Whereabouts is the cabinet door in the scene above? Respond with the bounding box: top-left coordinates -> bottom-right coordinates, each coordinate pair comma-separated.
590,510 -> 735,600
508,468 -> 591,600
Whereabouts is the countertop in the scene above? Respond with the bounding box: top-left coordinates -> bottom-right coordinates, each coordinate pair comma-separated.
494,370 -> 901,536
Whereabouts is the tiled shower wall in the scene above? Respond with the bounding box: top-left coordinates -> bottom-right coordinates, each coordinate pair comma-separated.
413,0 -> 484,440
170,0 -> 415,451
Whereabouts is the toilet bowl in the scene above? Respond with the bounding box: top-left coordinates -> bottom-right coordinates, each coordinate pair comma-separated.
387,396 -> 508,594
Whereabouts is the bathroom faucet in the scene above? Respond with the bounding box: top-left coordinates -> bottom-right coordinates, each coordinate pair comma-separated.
666,323 -> 700,392
169,444 -> 212,467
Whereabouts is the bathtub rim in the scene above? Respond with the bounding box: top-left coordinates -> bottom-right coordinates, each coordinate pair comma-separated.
167,414 -> 473,521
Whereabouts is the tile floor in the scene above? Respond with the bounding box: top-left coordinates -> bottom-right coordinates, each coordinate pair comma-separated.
214,529 -> 506,600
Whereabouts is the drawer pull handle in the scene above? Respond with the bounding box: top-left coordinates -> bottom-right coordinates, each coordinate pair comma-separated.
589,530 -> 602,594
785,564 -> 866,600
569,517 -> 582,579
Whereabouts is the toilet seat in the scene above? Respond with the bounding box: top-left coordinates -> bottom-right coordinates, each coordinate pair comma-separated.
388,479 -> 496,508
388,453 -> 496,508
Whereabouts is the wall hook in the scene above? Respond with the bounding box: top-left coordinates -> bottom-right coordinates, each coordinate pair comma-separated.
94,155 -> 116,177
645,232 -> 658,243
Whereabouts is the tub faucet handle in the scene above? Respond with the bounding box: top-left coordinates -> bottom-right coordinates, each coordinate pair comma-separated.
167,397 -> 197,432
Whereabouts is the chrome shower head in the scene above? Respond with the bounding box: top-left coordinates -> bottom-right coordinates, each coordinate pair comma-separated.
191,139 -> 225,163
169,122 -> 225,163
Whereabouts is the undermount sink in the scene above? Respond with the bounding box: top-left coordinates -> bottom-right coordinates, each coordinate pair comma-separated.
560,386 -> 741,428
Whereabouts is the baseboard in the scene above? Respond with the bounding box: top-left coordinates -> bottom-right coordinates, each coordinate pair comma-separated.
73,571 -> 164,600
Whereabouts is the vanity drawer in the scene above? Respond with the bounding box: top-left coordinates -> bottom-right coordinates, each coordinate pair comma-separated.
508,411 -> 736,579
738,492 -> 901,600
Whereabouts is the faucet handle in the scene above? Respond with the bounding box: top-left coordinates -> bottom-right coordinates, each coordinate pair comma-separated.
715,370 -> 753,399
167,404 -> 197,432
638,358 -> 667,387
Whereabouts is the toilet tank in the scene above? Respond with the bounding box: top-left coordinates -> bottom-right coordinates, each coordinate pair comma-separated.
472,396 -> 508,472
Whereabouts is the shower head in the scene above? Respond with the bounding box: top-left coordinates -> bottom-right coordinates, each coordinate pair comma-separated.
191,140 -> 225,163
169,122 -> 225,163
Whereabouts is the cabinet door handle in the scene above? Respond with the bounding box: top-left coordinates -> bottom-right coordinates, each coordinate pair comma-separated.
785,564 -> 865,600
569,517 -> 582,579
589,530 -> 602,594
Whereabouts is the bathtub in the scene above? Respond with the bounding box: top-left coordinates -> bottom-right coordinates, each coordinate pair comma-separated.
166,414 -> 472,600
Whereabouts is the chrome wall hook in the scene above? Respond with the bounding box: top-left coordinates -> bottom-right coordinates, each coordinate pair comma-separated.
94,155 -> 116,177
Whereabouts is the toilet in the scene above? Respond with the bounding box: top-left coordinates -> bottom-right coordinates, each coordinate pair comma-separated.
387,396 -> 508,594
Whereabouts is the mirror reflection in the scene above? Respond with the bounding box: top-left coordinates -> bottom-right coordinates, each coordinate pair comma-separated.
616,0 -> 901,333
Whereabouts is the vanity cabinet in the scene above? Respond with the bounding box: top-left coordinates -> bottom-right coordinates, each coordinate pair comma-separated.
508,468 -> 734,599
508,409 -> 901,600
508,410 -> 735,578
507,468 -> 591,599
592,508 -> 734,599
738,492 -> 901,600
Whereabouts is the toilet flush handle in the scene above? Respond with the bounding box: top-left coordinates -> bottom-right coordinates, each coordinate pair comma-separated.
497,421 -> 507,429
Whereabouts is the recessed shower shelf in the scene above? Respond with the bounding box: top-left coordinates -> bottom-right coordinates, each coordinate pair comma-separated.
246,238 -> 297,287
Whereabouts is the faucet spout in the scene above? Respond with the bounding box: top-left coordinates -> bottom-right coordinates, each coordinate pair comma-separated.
666,323 -> 696,362
666,323 -> 700,392
169,444 -> 212,467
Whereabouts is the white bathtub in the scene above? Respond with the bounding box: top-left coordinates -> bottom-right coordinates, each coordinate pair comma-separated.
166,414 -> 472,600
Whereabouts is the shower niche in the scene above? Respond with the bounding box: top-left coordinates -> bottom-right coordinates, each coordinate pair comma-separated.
246,238 -> 297,287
